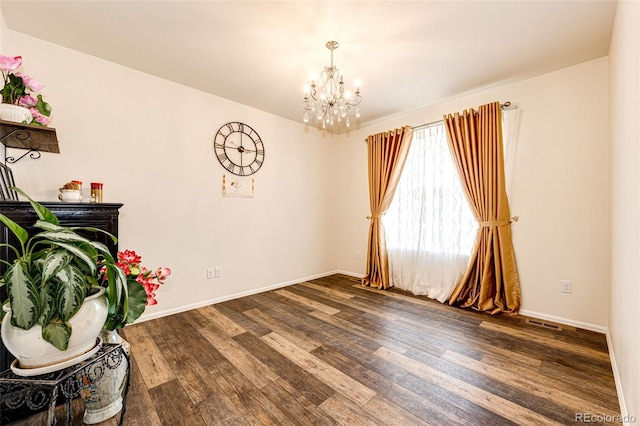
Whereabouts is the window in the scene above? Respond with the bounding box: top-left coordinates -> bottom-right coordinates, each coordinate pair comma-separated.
383,108 -> 519,301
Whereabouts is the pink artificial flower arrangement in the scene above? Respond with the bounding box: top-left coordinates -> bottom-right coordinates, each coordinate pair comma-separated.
115,249 -> 171,305
0,54 -> 52,125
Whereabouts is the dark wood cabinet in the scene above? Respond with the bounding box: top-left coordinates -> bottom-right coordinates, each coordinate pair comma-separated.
0,201 -> 123,371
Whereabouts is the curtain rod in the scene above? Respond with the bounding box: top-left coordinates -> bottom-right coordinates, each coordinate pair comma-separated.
364,101 -> 516,142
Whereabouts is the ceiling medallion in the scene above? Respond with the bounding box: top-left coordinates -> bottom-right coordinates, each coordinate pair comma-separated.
303,41 -> 362,129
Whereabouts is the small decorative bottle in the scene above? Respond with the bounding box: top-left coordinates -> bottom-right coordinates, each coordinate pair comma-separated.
90,182 -> 103,203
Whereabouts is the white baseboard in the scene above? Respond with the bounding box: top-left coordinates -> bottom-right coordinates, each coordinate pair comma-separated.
335,270 -> 365,279
134,270 -> 342,323
518,309 -> 608,334
606,331 -> 631,424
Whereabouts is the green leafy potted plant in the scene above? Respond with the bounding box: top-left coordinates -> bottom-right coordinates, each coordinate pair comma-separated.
0,189 -> 140,369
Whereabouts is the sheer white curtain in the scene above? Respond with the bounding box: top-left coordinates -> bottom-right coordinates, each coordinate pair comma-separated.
502,107 -> 520,197
384,124 -> 476,302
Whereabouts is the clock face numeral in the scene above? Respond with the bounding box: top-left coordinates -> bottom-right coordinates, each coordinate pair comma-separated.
214,122 -> 265,176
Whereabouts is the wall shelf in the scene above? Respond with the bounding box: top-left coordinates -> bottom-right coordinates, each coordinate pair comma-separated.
0,120 -> 59,163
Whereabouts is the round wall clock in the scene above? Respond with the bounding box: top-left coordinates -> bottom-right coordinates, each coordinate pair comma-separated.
214,121 -> 265,176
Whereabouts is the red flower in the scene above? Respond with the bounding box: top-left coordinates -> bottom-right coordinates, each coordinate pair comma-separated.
118,249 -> 142,265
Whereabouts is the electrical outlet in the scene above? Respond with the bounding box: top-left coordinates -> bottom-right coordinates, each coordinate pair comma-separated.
214,267 -> 222,278
356,251 -> 362,260
561,280 -> 572,294
207,268 -> 215,279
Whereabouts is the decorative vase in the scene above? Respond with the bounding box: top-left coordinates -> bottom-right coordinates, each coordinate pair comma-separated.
1,287 -> 108,370
80,329 -> 130,424
0,103 -> 32,123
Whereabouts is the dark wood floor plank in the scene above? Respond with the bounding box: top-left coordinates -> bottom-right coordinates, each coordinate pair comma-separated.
148,378 -> 208,426
318,393 -> 387,426
119,348 -> 163,426
261,331 -> 377,407
308,309 -> 411,354
260,378 -> 340,426
311,343 -> 471,425
242,308 -> 322,352
231,331 -> 336,406
374,346 -> 564,425
189,312 -> 280,390
398,373 -> 519,426
440,349 -> 619,419
120,322 -> 175,389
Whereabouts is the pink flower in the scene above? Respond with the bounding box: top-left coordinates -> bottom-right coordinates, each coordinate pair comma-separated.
29,108 -> 51,125
18,95 -> 37,107
155,267 -> 172,281
15,72 -> 44,91
142,283 -> 160,305
0,55 -> 22,72
143,283 -> 160,293
136,273 -> 153,286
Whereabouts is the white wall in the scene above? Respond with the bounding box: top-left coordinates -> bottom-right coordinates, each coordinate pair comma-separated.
609,0 -> 639,421
337,57 -> 611,332
3,31 -> 340,319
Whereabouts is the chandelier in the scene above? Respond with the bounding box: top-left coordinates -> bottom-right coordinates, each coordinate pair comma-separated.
303,41 -> 362,129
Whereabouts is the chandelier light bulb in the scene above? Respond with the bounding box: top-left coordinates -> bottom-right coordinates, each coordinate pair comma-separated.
302,40 -> 362,129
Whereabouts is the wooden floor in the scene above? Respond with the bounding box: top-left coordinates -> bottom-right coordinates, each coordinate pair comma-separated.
10,274 -> 621,425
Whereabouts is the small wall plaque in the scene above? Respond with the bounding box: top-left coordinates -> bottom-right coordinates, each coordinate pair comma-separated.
222,174 -> 254,198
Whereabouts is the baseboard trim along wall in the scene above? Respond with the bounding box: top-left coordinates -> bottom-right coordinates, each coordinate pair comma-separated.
606,331 -> 630,425
518,309 -> 607,334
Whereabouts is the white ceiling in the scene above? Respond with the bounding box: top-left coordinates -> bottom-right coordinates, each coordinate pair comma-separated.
0,1 -> 617,133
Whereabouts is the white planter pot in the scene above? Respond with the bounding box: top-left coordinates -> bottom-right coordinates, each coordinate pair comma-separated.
0,103 -> 32,123
1,287 -> 108,370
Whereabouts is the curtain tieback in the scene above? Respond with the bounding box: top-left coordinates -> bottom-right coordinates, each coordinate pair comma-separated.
479,220 -> 511,227
367,214 -> 381,220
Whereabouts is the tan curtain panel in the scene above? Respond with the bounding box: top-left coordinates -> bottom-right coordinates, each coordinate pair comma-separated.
362,126 -> 414,289
443,102 -> 521,314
